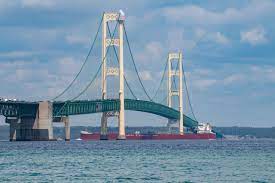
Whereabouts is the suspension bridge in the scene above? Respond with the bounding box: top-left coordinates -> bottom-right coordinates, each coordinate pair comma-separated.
0,11 -> 220,141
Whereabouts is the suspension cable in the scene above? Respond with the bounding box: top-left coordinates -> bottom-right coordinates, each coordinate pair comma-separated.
52,14 -> 104,101
159,95 -> 168,105
55,16 -> 120,116
182,64 -> 198,122
180,34 -> 207,122
106,22 -> 137,99
171,61 -> 178,92
152,56 -> 168,101
71,19 -> 120,101
169,33 -> 206,120
123,25 -> 153,101
71,62 -> 103,101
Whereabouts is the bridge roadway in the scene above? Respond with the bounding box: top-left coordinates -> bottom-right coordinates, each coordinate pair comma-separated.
0,99 -> 198,129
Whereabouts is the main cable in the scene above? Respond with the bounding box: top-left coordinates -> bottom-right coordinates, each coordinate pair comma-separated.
182,64 -> 198,122
123,24 -> 153,101
106,22 -> 137,100
71,62 -> 103,101
54,15 -> 120,116
71,19 -> 120,101
152,56 -> 168,101
170,33 -> 207,120
52,14 -> 104,101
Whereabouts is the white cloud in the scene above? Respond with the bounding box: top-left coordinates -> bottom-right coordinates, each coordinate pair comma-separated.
145,41 -> 163,58
193,79 -> 217,90
240,27 -> 267,46
223,74 -> 244,85
57,57 -> 80,75
139,71 -> 153,81
66,34 -> 89,45
167,29 -> 184,50
135,41 -> 164,67
250,65 -> 275,82
193,68 -> 212,76
163,5 -> 219,24
0,51 -> 35,58
0,1 -> 16,11
162,1 -> 275,25
15,68 -> 48,82
21,0 -> 56,8
194,28 -> 206,39
213,32 -> 230,45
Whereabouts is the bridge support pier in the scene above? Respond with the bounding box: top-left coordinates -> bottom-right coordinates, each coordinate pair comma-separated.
6,117 -> 19,141
6,101 -> 54,141
62,116 -> 70,141
35,101 -> 54,140
100,114 -> 108,140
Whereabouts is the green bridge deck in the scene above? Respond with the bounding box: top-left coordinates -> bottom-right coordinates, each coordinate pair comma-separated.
0,99 -> 198,129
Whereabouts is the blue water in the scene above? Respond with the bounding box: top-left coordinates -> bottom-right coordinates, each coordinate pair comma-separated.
0,140 -> 274,182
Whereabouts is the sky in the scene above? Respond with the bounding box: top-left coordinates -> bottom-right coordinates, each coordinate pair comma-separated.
0,0 -> 275,127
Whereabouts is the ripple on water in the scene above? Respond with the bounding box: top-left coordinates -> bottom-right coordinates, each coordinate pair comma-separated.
0,139 -> 274,182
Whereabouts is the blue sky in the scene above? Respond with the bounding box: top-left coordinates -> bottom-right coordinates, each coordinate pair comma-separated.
0,0 -> 275,127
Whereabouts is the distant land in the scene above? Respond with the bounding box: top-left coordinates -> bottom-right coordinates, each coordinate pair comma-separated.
0,125 -> 275,140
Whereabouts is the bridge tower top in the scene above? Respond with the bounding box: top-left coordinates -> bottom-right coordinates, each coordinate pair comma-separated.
167,52 -> 184,135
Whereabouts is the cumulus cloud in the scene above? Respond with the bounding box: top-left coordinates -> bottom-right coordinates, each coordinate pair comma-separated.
193,68 -> 212,76
0,58 -> 59,100
57,57 -> 81,75
135,41 -> 164,67
0,51 -> 36,58
240,27 -> 267,46
213,32 -> 230,45
193,79 -> 217,90
0,0 -> 16,11
250,65 -> 275,82
223,74 -> 244,85
145,41 -> 163,58
139,71 -> 153,81
162,1 -> 275,25
194,28 -> 206,38
66,34 -> 89,45
15,68 -> 49,82
21,0 -> 56,8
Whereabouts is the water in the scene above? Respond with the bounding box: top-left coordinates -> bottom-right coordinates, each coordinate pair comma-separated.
0,140 -> 274,182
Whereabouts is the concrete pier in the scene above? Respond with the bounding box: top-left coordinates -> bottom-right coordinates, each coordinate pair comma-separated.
6,117 -> 19,141
62,117 -> 70,141
6,101 -> 54,141
36,101 -> 54,140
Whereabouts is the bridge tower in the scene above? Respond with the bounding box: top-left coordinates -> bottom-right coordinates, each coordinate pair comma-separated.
167,52 -> 184,135
101,11 -> 126,140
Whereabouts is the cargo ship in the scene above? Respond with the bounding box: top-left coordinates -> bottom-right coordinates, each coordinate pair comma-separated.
80,123 -> 217,140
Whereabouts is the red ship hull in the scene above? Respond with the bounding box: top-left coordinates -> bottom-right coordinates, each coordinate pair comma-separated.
80,133 -> 216,140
